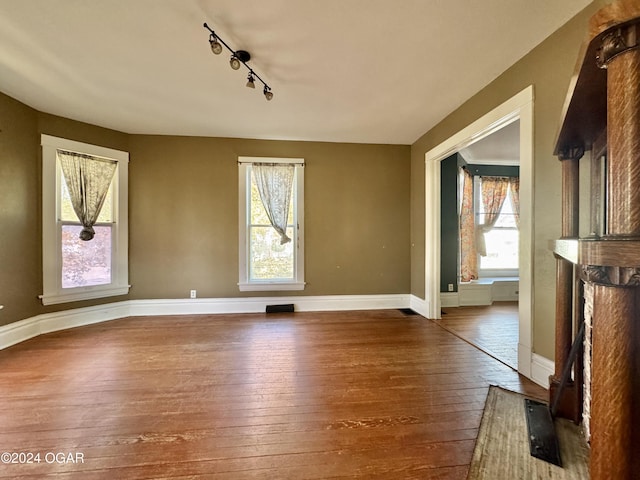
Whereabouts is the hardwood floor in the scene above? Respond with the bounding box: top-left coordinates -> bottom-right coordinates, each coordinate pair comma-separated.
437,303 -> 519,370
0,309 -> 545,479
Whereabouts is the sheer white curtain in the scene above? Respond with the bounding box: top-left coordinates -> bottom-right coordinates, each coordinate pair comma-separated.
58,150 -> 117,241
252,163 -> 295,244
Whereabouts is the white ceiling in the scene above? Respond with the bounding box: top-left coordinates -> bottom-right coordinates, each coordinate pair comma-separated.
460,120 -> 520,166
0,0 -> 591,145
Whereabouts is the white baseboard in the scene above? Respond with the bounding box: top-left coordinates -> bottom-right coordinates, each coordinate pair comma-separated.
0,316 -> 42,350
531,353 -> 554,389
409,295 -> 429,317
129,294 -> 410,316
0,303 -> 131,350
0,294 -> 411,350
440,292 -> 460,308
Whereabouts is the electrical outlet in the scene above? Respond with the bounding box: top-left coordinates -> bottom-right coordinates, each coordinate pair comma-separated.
190,290 -> 196,299
448,283 -> 454,292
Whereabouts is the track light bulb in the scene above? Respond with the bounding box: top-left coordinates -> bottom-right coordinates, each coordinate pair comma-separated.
263,86 -> 274,101
246,73 -> 255,89
229,56 -> 241,70
210,36 -> 222,55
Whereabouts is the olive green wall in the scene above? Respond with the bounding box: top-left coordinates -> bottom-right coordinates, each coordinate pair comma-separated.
129,136 -> 410,299
0,94 -> 131,327
410,0 -> 608,360
37,112 -> 129,153
0,94 -> 409,326
0,94 -> 40,325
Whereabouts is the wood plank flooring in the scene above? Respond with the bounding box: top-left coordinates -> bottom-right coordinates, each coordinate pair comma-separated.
437,303 -> 519,370
0,309 -> 545,479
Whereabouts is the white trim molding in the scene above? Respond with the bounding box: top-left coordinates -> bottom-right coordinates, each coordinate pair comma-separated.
129,294 -> 410,316
531,353 -> 555,388
238,157 -> 305,292
409,295 -> 429,317
440,292 -> 460,308
237,282 -> 305,292
0,294 -> 413,351
0,303 -> 131,350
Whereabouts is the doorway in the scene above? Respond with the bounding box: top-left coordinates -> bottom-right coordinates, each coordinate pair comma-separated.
438,121 -> 520,369
424,86 -> 534,380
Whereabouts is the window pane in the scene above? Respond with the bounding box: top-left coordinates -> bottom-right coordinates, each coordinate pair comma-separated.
249,226 -> 294,280
480,229 -> 519,270
60,177 -> 113,223
61,225 -> 112,288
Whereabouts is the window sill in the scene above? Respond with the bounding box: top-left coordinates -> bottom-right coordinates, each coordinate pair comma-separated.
478,269 -> 519,278
238,282 -> 305,292
461,277 -> 519,285
40,285 -> 131,306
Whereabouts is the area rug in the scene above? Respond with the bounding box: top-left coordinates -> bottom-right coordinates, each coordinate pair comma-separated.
468,386 -> 590,479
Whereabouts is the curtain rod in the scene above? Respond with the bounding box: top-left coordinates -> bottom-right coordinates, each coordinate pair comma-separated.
58,149 -> 117,164
237,161 -> 305,166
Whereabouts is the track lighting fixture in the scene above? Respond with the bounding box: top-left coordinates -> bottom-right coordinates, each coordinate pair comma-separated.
203,22 -> 274,101
209,36 -> 222,55
246,72 -> 255,89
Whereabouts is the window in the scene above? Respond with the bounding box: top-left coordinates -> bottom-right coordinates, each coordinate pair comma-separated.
238,157 -> 304,291
476,177 -> 519,276
41,135 -> 129,305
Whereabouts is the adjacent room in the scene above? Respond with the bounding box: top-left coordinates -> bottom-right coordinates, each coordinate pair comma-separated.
437,120 -> 521,370
1,1 -> 637,478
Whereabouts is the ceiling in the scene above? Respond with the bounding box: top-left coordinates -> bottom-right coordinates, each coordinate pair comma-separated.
460,120 -> 520,166
0,1 -> 591,145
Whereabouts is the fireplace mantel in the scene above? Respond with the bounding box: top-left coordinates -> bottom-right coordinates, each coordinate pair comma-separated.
552,1 -> 640,478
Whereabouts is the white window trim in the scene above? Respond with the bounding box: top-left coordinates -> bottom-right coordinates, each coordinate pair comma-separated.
40,134 -> 130,305
238,156 -> 305,292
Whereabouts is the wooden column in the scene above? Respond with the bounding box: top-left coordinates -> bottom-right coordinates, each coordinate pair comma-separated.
589,24 -> 640,480
605,43 -> 640,235
585,272 -> 640,479
550,152 -> 582,422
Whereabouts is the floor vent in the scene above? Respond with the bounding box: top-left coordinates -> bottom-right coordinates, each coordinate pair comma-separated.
266,304 -> 295,313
